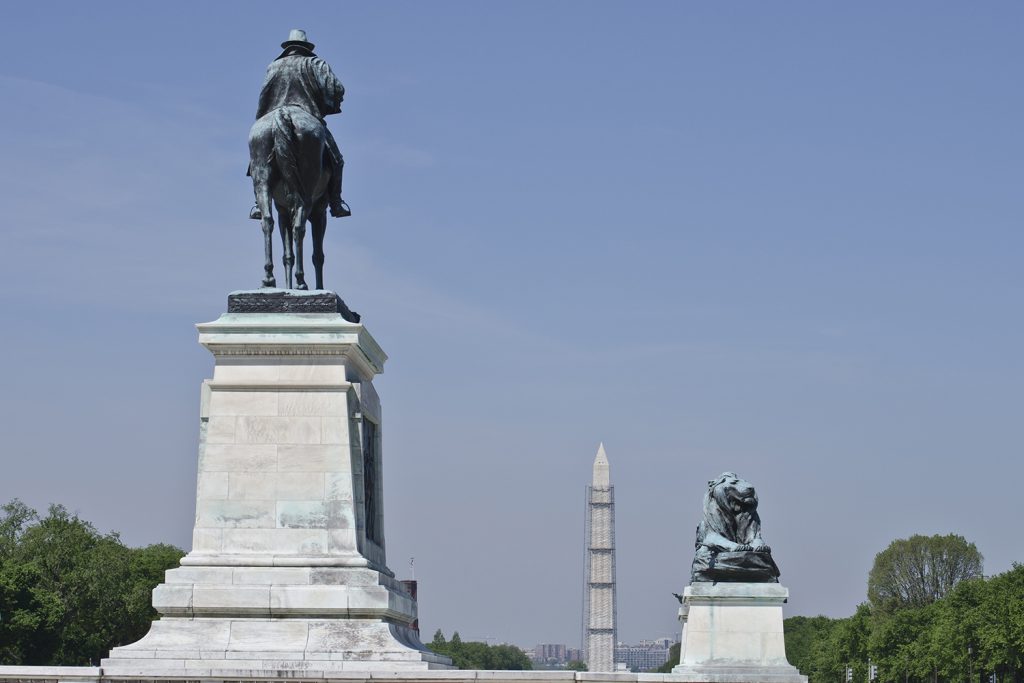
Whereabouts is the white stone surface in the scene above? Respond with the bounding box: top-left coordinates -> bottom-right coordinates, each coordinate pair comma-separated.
0,667 -> 102,682
592,443 -> 610,487
671,582 -> 806,683
181,312 -> 387,571
102,618 -> 449,674
102,310 -> 448,674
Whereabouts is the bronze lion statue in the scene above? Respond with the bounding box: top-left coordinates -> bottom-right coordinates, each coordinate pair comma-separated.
691,472 -> 780,583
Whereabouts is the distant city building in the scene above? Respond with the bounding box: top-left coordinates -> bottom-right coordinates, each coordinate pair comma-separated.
530,644 -> 583,668
614,638 -> 676,672
533,643 -> 566,665
582,443 -> 617,672
537,644 -> 566,662
527,636 -> 674,672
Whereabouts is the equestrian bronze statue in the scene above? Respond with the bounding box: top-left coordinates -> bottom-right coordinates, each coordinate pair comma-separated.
248,29 -> 350,290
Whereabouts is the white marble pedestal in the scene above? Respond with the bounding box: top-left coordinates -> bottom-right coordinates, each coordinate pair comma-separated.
672,583 -> 806,683
102,303 -> 451,674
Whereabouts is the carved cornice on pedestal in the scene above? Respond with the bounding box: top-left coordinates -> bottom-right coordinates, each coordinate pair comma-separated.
197,312 -> 387,381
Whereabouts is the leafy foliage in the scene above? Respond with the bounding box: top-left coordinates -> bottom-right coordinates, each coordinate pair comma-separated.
430,629 -> 446,648
566,659 -> 588,671
427,630 -> 532,670
868,534 -> 983,611
653,642 -> 680,673
784,615 -> 841,679
785,564 -> 1024,683
0,500 -> 184,665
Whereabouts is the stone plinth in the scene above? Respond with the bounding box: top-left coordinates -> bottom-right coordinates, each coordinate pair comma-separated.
102,300 -> 450,673
672,583 -> 806,683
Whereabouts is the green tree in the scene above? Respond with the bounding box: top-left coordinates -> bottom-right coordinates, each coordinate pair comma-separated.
785,615 -> 840,680
566,659 -> 588,671
653,643 -> 680,673
430,629 -> 446,649
426,631 -> 532,670
734,541 -> 1019,683
868,534 -> 983,611
452,641 -> 490,668
783,604 -> 870,683
0,501 -> 183,665
487,644 -> 532,670
868,601 -> 938,683
973,564 -> 1024,679
0,500 -> 36,553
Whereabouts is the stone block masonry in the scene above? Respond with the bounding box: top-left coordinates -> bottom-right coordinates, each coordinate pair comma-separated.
672,583 -> 807,683
93,293 -> 451,674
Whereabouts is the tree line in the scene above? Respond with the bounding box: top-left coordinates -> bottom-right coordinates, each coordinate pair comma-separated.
0,500 -> 184,665
0,499 -> 536,670
784,535 -> 1023,683
4,499 -> 1016,681
428,630 -> 533,670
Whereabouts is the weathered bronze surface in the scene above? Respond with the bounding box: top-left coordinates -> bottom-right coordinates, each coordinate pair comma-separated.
248,29 -> 351,291
227,290 -> 360,322
690,472 -> 781,583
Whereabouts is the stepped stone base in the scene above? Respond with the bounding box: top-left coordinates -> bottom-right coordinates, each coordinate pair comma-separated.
668,667 -> 806,683
146,565 -> 416,620
101,564 -> 446,674
101,617 -> 447,674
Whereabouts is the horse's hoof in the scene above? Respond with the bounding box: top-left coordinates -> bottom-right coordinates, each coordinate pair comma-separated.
263,278 -> 276,288
296,282 -> 309,291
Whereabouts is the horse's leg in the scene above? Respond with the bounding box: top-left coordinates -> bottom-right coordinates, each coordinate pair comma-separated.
311,203 -> 327,291
278,204 -> 295,289
293,204 -> 309,291
253,177 -> 276,288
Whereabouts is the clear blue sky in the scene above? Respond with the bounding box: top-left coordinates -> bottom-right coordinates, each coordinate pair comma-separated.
1,2 -> 1021,648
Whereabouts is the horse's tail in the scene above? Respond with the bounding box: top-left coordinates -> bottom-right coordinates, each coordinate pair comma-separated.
271,107 -> 306,201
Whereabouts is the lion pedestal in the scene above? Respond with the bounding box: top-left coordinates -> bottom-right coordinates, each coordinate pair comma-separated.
673,583 -> 806,683
674,472 -> 806,683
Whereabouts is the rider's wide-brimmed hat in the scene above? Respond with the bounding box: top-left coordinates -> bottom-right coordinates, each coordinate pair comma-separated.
277,29 -> 316,58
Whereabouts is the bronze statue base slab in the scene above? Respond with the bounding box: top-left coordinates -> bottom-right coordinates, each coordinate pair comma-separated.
692,550 -> 780,583
227,289 -> 360,322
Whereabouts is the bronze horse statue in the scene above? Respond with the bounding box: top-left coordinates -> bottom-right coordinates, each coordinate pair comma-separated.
248,32 -> 348,291
249,107 -> 332,290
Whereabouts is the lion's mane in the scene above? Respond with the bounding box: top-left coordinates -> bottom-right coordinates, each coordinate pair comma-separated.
695,471 -> 762,549
690,472 -> 778,583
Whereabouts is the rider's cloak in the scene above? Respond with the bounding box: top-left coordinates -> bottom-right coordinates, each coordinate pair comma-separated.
256,55 -> 344,122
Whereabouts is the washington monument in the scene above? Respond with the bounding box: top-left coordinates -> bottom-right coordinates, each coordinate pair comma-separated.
582,443 -> 617,672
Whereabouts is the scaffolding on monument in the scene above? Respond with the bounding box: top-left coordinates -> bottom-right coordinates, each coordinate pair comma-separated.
581,482 -> 617,669
581,484 -> 590,661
